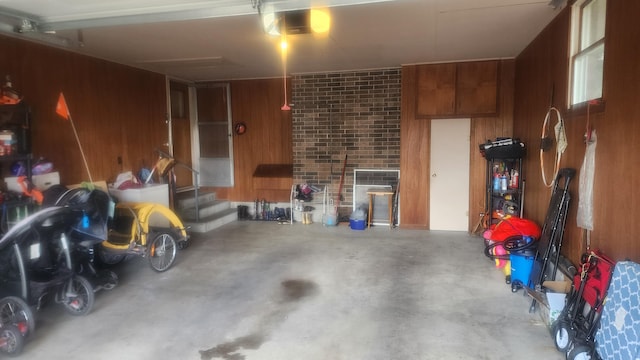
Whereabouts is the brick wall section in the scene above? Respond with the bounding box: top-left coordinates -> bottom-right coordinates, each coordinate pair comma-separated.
291,68 -> 401,212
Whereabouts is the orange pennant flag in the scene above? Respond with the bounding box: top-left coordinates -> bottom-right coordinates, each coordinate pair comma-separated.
56,92 -> 70,120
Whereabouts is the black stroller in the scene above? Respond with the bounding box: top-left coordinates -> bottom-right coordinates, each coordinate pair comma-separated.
43,185 -> 119,292
0,206 -> 96,355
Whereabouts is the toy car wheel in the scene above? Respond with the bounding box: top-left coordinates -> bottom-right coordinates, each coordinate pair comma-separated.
61,276 -> 95,316
553,319 -> 574,352
0,296 -> 35,337
0,325 -> 24,356
148,231 -> 178,272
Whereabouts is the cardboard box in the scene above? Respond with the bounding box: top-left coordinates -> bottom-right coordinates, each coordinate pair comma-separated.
108,184 -> 169,206
543,280 -> 572,293
5,172 -> 60,192
542,279 -> 572,325
546,292 -> 567,324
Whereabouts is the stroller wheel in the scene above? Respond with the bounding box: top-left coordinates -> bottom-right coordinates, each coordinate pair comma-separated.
0,325 -> 24,356
61,276 -> 95,316
553,319 -> 574,352
0,296 -> 35,337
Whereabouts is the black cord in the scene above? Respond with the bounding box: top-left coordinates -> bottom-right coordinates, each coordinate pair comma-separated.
484,235 -> 538,260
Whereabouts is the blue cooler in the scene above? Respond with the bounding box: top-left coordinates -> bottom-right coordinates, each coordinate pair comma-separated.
349,218 -> 366,230
510,250 -> 535,292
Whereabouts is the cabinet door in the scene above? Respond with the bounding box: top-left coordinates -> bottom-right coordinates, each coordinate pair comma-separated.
456,61 -> 498,115
415,63 -> 456,117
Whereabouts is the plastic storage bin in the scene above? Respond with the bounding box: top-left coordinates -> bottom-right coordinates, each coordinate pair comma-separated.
108,184 -> 169,206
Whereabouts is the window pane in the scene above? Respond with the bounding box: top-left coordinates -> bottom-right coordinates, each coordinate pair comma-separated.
198,123 -> 229,158
581,0 -> 606,50
572,43 -> 604,104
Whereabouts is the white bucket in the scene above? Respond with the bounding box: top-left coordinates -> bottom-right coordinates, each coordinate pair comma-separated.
323,213 -> 337,226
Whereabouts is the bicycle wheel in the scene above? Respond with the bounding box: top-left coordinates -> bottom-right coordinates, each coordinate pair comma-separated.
148,231 -> 178,272
0,296 -> 35,337
61,276 -> 95,316
0,325 -> 24,357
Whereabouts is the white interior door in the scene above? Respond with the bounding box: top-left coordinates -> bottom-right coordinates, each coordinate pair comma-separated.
429,118 -> 470,231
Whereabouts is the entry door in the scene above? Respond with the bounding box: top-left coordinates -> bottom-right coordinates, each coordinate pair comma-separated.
168,80 -> 193,189
429,118 -> 470,231
195,84 -> 234,186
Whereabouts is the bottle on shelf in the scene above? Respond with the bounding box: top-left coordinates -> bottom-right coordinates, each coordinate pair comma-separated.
500,172 -> 508,191
493,171 -> 501,191
510,169 -> 519,189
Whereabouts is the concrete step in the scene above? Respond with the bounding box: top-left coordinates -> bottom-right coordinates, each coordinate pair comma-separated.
175,189 -> 237,233
183,207 -> 237,233
175,190 -> 216,210
179,199 -> 232,221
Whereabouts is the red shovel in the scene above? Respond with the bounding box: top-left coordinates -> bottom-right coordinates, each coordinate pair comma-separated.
335,154 -> 347,208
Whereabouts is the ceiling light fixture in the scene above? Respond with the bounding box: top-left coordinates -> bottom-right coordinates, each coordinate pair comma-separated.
310,8 -> 330,33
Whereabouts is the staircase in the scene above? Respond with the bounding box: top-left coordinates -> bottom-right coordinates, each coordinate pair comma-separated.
175,190 -> 237,233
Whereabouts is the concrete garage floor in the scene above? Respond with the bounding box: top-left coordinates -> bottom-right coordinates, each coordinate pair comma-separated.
25,221 -> 563,360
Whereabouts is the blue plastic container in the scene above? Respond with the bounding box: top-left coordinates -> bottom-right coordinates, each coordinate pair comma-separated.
510,251 -> 535,292
349,219 -> 366,230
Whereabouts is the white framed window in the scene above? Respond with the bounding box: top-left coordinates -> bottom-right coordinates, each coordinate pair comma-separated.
569,0 -> 606,106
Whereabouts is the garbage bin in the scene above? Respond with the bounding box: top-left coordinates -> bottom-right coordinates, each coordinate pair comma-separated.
510,250 -> 535,292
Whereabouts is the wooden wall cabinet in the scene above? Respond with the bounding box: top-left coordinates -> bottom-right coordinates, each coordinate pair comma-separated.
415,60 -> 498,117
456,61 -> 498,115
416,63 -> 456,116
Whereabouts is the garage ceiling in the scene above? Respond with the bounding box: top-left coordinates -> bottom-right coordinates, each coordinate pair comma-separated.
0,0 -> 565,82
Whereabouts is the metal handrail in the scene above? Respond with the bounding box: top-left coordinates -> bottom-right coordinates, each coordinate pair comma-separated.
174,162 -> 201,222
155,148 -> 201,222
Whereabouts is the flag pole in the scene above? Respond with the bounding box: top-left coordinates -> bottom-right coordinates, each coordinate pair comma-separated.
56,92 -> 93,183
67,113 -> 93,183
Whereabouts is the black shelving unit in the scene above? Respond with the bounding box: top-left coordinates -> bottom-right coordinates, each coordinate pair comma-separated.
0,102 -> 34,232
481,139 -> 525,227
0,102 -> 31,161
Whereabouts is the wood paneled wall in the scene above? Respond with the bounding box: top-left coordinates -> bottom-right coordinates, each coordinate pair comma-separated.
400,60 -> 515,229
400,66 -> 430,228
514,0 -> 640,263
0,35 -> 167,186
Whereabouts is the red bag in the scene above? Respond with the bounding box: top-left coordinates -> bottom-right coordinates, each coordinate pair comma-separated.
483,216 -> 541,242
